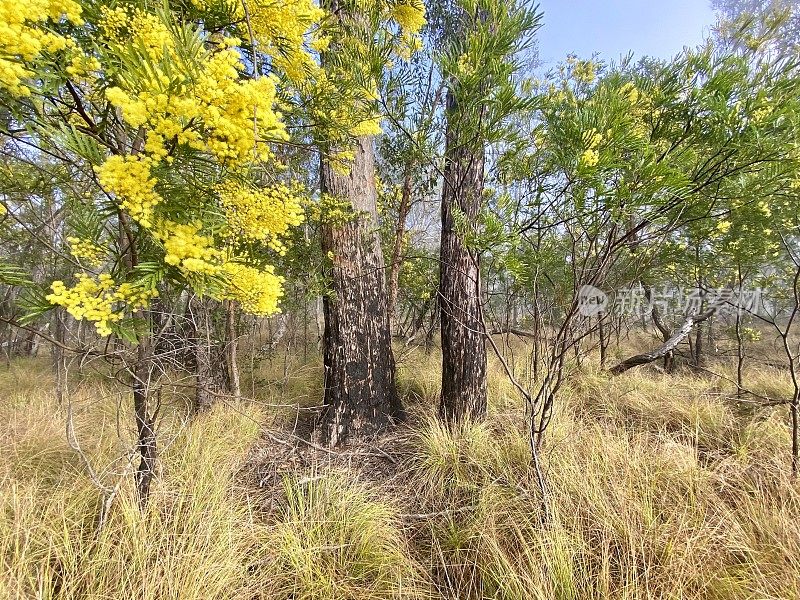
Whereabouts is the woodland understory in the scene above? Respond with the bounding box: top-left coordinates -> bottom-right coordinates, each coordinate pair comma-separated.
2,329 -> 799,600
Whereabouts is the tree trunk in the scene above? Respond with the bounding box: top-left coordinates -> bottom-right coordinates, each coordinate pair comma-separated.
438,87 -> 488,423
791,393 -> 798,477
225,300 -> 241,400
186,297 -> 229,412
133,328 -> 157,508
693,320 -> 705,367
316,136 -> 400,446
51,307 -> 66,406
387,165 -> 414,331
642,283 -> 674,372
735,268 -> 746,398
598,312 -> 608,370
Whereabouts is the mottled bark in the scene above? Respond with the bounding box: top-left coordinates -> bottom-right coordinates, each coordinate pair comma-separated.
438,88 -> 488,423
316,136 -> 400,446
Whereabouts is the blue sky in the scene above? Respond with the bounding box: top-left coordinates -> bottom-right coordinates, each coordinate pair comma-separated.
536,1 -> 718,67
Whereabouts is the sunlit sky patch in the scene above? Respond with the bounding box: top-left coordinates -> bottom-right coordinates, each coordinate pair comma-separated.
536,0 -> 717,66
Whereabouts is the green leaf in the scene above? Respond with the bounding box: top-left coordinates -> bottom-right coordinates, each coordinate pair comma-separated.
0,262 -> 33,286
17,287 -> 54,325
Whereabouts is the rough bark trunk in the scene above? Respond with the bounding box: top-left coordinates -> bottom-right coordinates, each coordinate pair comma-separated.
316,136 -> 400,446
225,300 -> 241,400
388,166 -> 413,331
133,330 -> 156,508
438,87 -> 488,423
693,319 -> 705,367
186,297 -> 229,412
598,312 -> 608,370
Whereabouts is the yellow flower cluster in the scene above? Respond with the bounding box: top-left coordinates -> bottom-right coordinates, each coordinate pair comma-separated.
187,0 -> 325,80
396,29 -> 423,61
99,6 -> 172,59
246,0 -> 324,82
350,115 -> 384,137
66,236 -> 105,267
96,4 -> 127,33
391,1 -> 427,33
102,9 -> 288,165
307,73 -> 385,144
222,262 -> 283,315
44,4 -> 313,324
311,192 -> 356,226
330,148 -> 357,175
580,149 -> 599,167
218,181 -> 304,253
65,53 -> 100,80
94,155 -> 161,228
752,105 -> 773,123
578,128 -> 603,169
0,0 -> 83,95
46,273 -> 157,336
619,82 -> 639,105
570,57 -> 597,84
456,53 -> 476,78
158,221 -> 223,275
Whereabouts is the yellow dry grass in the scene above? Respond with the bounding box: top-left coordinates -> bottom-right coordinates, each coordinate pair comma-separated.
1,348 -> 798,599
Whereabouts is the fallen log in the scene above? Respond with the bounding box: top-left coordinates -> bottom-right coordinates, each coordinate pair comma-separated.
609,307 -> 716,375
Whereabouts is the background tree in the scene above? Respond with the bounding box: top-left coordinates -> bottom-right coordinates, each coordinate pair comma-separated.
436,0 -> 541,423
491,44 -> 800,448
0,0 -> 317,503
312,0 -> 426,446
711,0 -> 800,55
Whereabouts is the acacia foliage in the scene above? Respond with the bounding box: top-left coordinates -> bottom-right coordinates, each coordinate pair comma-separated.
0,0 -> 426,339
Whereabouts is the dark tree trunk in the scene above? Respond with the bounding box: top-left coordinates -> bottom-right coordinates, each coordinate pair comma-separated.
598,312 -> 609,370
693,320 -> 705,367
424,299 -> 438,354
133,330 -> 157,508
438,88 -> 488,423
316,136 -> 400,446
186,297 -> 229,413
388,165 -> 413,331
225,300 -> 241,400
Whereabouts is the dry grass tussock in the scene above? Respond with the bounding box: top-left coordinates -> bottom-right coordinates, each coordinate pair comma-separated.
1,351 -> 799,599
